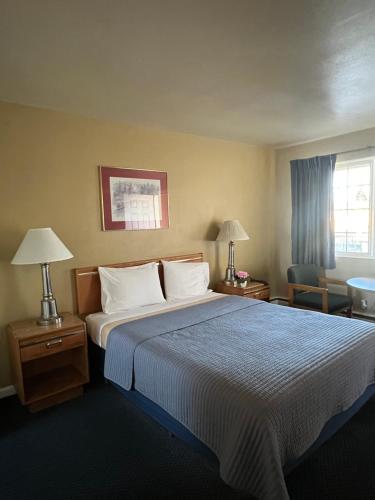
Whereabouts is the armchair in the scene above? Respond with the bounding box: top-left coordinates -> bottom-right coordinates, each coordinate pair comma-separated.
287,264 -> 352,317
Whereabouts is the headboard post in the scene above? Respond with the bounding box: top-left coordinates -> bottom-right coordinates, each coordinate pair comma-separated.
73,252 -> 203,317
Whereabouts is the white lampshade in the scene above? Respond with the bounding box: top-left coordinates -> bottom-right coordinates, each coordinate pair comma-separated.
11,228 -> 73,265
216,220 -> 249,242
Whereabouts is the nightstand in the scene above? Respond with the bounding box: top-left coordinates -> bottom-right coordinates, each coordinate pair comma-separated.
7,313 -> 89,412
215,281 -> 270,301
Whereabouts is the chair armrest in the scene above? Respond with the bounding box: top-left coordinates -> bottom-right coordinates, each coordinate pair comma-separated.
288,283 -> 328,293
319,277 -> 348,287
287,283 -> 329,313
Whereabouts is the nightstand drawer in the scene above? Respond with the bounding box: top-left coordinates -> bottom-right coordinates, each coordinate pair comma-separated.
20,331 -> 85,362
246,288 -> 270,300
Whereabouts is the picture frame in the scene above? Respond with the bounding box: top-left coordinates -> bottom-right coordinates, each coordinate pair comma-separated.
99,166 -> 169,231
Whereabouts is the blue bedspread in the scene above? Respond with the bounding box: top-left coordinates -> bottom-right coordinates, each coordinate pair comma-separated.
104,295 -> 258,390
104,296 -> 375,500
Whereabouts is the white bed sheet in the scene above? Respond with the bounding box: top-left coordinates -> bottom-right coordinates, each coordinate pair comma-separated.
86,291 -> 224,348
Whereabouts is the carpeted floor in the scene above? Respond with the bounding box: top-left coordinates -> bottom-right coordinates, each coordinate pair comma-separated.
1,377 -> 375,500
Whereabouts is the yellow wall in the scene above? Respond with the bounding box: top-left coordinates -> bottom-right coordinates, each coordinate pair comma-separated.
0,101 -> 273,388
274,127 -> 375,311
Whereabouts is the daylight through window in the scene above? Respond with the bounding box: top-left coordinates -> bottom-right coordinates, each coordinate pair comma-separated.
334,159 -> 373,256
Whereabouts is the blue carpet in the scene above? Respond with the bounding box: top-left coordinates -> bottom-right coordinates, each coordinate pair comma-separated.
1,377 -> 375,500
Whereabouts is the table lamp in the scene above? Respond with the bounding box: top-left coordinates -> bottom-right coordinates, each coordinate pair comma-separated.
11,228 -> 73,326
216,219 -> 249,284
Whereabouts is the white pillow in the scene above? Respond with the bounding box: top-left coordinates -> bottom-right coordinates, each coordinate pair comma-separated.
162,260 -> 210,301
98,262 -> 166,314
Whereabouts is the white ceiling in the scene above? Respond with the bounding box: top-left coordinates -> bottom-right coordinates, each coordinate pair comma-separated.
1,0 -> 375,146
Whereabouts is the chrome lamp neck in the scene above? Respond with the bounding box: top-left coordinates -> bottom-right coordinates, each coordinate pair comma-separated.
38,263 -> 63,326
224,240 -> 236,284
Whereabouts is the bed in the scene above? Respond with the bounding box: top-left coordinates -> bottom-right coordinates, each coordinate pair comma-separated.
74,253 -> 375,500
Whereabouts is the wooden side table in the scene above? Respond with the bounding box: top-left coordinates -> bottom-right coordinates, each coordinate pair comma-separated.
7,313 -> 89,412
215,280 -> 270,301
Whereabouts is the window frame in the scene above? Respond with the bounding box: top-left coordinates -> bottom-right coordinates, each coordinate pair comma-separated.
334,157 -> 375,259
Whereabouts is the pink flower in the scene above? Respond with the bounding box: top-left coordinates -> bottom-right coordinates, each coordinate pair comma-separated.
236,271 -> 248,279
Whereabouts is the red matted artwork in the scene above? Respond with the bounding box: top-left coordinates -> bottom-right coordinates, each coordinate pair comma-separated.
99,166 -> 169,231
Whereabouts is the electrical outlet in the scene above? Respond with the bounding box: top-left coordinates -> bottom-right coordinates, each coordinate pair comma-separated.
360,299 -> 368,310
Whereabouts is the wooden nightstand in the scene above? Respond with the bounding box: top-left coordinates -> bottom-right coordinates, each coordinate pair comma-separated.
7,313 -> 89,412
215,281 -> 270,301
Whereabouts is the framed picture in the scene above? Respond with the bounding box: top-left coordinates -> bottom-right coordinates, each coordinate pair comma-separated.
99,166 -> 169,231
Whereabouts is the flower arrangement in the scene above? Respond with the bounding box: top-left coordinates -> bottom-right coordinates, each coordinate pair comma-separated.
235,271 -> 249,284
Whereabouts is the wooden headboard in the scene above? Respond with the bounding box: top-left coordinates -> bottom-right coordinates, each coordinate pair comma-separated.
73,252 -> 203,317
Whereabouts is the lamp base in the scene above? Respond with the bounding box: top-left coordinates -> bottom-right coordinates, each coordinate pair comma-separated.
224,266 -> 236,283
37,316 -> 63,326
38,298 -> 63,326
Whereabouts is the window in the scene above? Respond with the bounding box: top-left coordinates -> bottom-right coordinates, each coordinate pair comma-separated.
334,159 -> 373,257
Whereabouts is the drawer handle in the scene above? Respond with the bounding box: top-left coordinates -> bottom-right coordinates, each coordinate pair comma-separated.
45,338 -> 63,349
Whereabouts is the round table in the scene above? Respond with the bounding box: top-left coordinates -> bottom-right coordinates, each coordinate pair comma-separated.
346,277 -> 375,292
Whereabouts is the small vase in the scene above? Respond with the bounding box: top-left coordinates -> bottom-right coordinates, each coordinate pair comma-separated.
240,281 -> 247,288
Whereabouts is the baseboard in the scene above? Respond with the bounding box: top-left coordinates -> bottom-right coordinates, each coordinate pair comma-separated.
0,385 -> 16,399
352,311 -> 375,321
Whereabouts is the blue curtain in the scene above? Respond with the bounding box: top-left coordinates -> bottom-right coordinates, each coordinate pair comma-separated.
290,154 -> 336,269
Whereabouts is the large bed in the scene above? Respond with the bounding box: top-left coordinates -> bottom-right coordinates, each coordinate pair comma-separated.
74,253 -> 375,500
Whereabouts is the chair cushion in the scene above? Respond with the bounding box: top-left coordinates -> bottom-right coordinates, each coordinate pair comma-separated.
287,264 -> 320,287
293,292 -> 352,313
